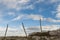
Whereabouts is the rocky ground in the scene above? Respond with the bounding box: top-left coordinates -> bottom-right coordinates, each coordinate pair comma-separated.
0,36 -> 59,40
0,29 -> 60,40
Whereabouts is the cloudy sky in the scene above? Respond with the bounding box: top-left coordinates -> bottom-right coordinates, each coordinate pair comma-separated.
0,0 -> 60,36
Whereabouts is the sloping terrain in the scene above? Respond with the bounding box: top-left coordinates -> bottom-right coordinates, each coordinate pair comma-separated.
0,29 -> 60,40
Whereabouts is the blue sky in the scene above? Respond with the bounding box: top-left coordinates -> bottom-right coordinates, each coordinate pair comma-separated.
0,0 -> 60,36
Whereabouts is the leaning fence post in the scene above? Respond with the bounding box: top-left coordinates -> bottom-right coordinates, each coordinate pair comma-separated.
22,22 -> 27,38
2,24 -> 8,40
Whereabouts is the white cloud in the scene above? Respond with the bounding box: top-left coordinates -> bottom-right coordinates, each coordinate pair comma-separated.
50,0 -> 60,3
44,0 -> 60,4
46,18 -> 60,22
10,14 -> 46,22
26,14 -> 46,21
8,12 -> 15,16
0,0 -> 45,11
0,0 -> 30,9
56,13 -> 60,18
56,4 -> 60,18
42,25 -> 60,31
0,24 -> 60,36
0,12 -> 5,23
0,0 -> 60,10
0,27 -> 18,36
0,14 -> 3,17
11,14 -> 59,22
9,14 -> 60,23
17,0 -> 30,4
0,25 -> 26,36
11,14 -> 24,21
33,0 -> 44,4
25,5 -> 34,9
16,0 -> 33,10
1,0 -> 17,8
27,25 -> 60,33
29,0 -> 60,5
16,4 -> 34,11
57,4 -> 60,12
0,11 -> 4,18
